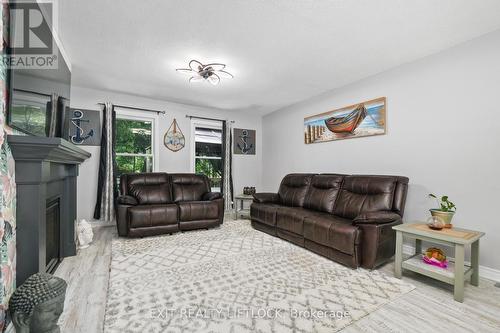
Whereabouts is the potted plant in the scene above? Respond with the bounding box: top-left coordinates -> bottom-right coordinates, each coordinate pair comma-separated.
428,193 -> 456,228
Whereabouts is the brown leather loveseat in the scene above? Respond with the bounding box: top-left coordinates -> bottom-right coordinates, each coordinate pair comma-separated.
116,173 -> 224,237
250,174 -> 408,269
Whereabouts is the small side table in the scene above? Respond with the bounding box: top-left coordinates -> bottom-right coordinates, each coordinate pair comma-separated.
234,194 -> 254,219
393,223 -> 484,302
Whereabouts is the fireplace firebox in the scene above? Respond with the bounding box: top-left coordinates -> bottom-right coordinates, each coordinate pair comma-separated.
46,197 -> 61,273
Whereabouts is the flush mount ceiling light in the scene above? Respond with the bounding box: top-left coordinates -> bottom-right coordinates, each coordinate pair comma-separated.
176,60 -> 233,85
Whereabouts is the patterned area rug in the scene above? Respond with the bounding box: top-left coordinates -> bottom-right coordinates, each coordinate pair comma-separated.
105,220 -> 414,333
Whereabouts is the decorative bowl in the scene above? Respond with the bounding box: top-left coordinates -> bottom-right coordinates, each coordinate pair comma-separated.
430,209 -> 455,228
426,216 -> 445,230
423,247 -> 448,268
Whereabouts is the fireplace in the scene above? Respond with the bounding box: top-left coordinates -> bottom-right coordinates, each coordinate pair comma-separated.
46,197 -> 61,273
8,135 -> 91,285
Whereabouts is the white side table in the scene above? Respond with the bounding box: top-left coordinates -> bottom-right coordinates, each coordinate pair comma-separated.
393,222 -> 484,302
234,194 -> 253,219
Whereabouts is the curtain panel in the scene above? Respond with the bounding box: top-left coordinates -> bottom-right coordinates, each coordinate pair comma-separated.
46,93 -> 59,137
93,102 -> 117,221
222,121 -> 234,211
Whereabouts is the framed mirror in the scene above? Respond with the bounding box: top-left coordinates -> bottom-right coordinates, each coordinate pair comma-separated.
8,89 -> 53,136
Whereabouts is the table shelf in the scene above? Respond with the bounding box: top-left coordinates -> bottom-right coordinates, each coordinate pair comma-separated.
402,255 -> 472,285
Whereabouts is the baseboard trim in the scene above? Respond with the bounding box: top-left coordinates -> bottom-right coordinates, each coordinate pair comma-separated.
402,244 -> 500,283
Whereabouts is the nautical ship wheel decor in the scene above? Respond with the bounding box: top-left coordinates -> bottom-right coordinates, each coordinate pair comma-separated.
164,118 -> 185,152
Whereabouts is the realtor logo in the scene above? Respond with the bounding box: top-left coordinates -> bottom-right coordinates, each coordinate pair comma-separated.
3,0 -> 58,69
11,2 -> 53,54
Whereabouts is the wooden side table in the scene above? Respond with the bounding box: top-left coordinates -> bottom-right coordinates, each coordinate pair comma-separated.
393,223 -> 484,302
234,194 -> 254,219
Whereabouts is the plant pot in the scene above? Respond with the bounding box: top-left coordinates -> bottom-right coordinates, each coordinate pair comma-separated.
430,209 -> 455,228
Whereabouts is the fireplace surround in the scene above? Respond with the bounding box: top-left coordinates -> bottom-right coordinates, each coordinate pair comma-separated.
8,135 -> 91,285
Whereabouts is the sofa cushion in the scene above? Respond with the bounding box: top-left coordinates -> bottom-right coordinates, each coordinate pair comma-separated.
334,175 -> 397,219
278,174 -> 314,207
276,207 -> 314,235
125,173 -> 172,204
171,174 -> 211,202
178,201 -> 219,221
303,214 -> 360,255
250,203 -> 280,226
303,174 -> 344,213
128,204 -> 178,228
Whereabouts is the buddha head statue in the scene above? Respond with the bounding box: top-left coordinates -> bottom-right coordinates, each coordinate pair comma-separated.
9,273 -> 67,333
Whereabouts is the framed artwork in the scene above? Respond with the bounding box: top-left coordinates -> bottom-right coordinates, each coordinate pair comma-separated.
233,128 -> 255,155
64,108 -> 101,146
164,118 -> 185,152
304,97 -> 386,144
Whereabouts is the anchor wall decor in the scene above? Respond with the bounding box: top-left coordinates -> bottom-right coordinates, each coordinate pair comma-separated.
70,110 -> 94,144
233,128 -> 256,155
65,108 -> 101,146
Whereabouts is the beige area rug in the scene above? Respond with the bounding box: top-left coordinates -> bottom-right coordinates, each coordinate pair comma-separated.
104,220 -> 415,333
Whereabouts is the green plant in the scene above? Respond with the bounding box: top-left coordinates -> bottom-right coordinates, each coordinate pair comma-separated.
428,193 -> 456,212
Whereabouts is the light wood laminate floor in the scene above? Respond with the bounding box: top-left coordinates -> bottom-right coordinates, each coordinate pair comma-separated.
55,223 -> 500,333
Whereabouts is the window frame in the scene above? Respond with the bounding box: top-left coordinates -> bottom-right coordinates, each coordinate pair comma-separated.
115,110 -> 159,174
190,119 -> 223,190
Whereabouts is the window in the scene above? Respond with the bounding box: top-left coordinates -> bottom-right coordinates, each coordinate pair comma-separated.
116,117 -> 154,179
193,125 -> 223,192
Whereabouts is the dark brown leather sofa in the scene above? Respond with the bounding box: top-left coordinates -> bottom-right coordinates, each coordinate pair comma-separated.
250,174 -> 408,269
116,173 -> 224,237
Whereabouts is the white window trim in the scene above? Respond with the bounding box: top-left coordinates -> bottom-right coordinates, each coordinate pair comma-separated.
116,109 -> 159,172
190,119 -> 223,173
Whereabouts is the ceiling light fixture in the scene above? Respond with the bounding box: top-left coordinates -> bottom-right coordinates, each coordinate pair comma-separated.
176,60 -> 233,85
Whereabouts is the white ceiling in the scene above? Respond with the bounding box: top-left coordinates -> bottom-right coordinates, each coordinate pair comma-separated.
58,0 -> 500,115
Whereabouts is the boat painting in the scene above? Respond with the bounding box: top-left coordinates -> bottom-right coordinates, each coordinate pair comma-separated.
304,97 -> 386,143
325,104 -> 367,133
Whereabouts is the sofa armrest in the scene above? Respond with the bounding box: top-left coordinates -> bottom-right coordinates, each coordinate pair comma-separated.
357,220 -> 402,269
201,192 -> 224,225
253,193 -> 279,204
117,195 -> 138,206
353,211 -> 402,225
116,196 -> 137,237
202,192 -> 222,201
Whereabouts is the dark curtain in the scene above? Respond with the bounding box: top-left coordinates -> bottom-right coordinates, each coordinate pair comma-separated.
221,121 -> 234,210
56,97 -> 69,138
45,93 -> 59,137
93,102 -> 118,220
221,121 -> 226,194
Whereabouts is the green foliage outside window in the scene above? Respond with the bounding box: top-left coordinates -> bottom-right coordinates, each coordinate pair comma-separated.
195,158 -> 222,188
116,118 -> 153,178
116,155 -> 152,175
116,119 -> 152,154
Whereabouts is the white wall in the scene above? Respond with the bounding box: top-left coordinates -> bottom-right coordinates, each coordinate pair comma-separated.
71,86 -> 262,221
262,30 -> 500,271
